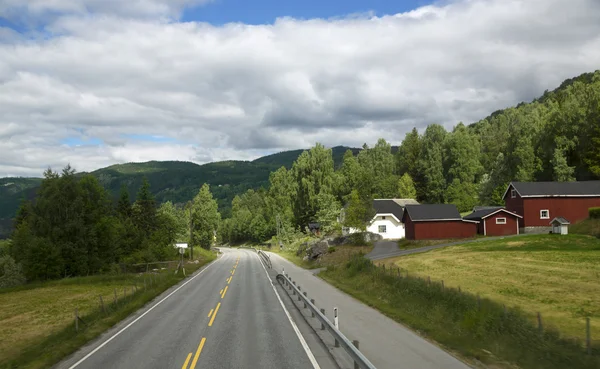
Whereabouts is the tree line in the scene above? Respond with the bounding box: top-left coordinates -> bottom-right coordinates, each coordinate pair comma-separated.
4,166 -> 220,283
220,70 -> 600,243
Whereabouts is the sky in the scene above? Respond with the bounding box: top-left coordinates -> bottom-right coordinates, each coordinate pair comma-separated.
0,0 -> 599,177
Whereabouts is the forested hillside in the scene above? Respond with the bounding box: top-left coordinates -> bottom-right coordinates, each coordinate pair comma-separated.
0,146 -> 358,238
220,70 -> 600,244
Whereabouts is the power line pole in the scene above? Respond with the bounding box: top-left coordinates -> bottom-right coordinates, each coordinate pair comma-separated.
189,204 -> 194,260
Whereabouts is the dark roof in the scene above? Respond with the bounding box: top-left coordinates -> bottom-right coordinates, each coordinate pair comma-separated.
550,217 -> 570,225
507,181 -> 600,198
373,199 -> 405,220
464,207 -> 522,221
473,206 -> 503,212
403,204 -> 461,221
308,222 -> 320,229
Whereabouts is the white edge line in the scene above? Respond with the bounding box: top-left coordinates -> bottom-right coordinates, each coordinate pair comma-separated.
254,250 -> 321,369
66,259 -> 219,369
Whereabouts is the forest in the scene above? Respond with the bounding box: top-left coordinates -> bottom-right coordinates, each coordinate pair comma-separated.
0,166 -> 220,285
220,70 -> 600,243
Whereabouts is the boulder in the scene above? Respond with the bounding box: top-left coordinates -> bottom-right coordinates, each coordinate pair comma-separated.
306,240 -> 329,260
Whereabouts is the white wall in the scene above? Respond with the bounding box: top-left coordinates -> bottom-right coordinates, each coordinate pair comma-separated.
367,215 -> 405,239
342,214 -> 406,240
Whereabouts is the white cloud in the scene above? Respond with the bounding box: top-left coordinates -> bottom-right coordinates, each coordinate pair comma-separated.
1,0 -> 600,176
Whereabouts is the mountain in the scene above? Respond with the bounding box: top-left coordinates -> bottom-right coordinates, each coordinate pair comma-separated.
0,146 -> 359,238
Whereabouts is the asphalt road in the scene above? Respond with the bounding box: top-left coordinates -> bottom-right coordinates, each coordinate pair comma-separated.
55,249 -> 330,369
269,252 -> 472,369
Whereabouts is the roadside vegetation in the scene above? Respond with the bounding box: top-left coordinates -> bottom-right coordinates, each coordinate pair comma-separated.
321,251 -> 599,369
0,248 -> 215,369
387,234 -> 600,341
572,218 -> 600,238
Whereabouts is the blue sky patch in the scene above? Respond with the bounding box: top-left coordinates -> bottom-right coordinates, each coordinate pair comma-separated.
61,137 -> 104,147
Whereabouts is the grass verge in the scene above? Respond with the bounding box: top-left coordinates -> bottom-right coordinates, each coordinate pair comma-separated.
386,234 -> 600,341
321,253 -> 600,369
0,248 -> 216,369
571,218 -> 600,238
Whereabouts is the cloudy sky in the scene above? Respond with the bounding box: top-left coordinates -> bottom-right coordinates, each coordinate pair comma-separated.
1,0 -> 599,177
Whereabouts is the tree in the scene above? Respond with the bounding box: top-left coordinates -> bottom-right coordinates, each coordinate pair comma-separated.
191,184 -> 221,250
291,143 -> 336,229
117,184 -> 132,218
343,190 -> 375,232
552,146 -> 576,182
357,139 -> 397,198
446,179 -> 478,213
315,192 -> 341,234
418,124 -> 447,203
397,173 -> 417,199
396,127 -> 421,178
133,177 -> 157,237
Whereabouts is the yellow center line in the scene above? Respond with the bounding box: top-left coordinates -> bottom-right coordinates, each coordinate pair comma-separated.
219,289 -> 223,295
207,308 -> 214,318
221,285 -> 229,299
227,276 -> 232,284
231,269 -> 235,276
181,352 -> 192,369
208,302 -> 221,326
189,337 -> 206,369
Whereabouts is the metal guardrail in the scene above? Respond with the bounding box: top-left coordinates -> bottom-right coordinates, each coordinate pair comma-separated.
257,250 -> 272,268
277,273 -> 377,369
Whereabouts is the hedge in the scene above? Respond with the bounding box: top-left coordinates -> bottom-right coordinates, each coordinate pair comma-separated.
589,207 -> 600,219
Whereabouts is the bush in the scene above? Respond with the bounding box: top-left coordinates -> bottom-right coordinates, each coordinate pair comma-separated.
589,207 -> 600,219
0,255 -> 26,288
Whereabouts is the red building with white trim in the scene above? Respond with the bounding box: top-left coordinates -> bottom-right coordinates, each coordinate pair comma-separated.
402,204 -> 478,240
503,181 -> 600,231
464,207 -> 522,236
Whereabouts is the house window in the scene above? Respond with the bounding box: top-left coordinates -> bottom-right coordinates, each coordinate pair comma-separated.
540,210 -> 550,219
496,217 -> 507,225
378,225 -> 387,233
511,189 -> 516,198
381,216 -> 386,220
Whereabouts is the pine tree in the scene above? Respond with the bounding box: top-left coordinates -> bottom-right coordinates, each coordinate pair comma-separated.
117,184 -> 132,218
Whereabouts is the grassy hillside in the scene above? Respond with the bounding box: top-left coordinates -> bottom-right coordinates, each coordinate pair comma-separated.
386,234 -> 600,341
0,146 -> 359,238
571,218 -> 600,238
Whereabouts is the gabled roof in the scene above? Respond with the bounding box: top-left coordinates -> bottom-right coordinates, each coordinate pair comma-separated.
473,206 -> 503,212
372,199 -> 405,221
403,204 -> 462,221
503,181 -> 600,199
391,199 -> 420,206
550,217 -> 570,225
464,207 -> 522,221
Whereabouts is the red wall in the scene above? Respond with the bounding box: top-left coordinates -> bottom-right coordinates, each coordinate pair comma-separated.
412,220 -> 477,240
484,212 -> 519,236
504,188 -> 524,216
404,215 -> 415,240
521,197 -> 600,227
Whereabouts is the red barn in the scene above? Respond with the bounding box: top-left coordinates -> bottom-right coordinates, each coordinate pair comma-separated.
503,181 -> 600,232
464,207 -> 522,236
402,204 -> 478,240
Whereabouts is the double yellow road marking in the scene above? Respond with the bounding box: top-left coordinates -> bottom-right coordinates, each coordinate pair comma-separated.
182,337 -> 206,369
181,257 -> 241,369
208,302 -> 221,326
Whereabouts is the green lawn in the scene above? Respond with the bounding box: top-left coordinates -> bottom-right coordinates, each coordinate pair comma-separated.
386,234 -> 600,341
0,248 -> 215,369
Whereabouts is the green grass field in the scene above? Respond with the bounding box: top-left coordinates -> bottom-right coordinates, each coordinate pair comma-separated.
385,234 -> 600,341
572,218 -> 600,238
0,248 -> 215,369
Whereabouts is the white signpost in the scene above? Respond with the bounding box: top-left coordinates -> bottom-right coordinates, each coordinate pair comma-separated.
175,243 -> 188,276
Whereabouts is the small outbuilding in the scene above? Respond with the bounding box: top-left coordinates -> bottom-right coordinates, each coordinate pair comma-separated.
402,204 -> 478,240
308,222 -> 321,236
463,207 -> 523,236
550,217 -> 570,235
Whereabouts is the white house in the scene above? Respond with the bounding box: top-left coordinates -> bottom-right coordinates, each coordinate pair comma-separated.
342,199 -> 419,240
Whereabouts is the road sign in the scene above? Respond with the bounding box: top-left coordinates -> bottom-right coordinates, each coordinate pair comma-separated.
175,243 -> 188,248
179,247 -> 185,255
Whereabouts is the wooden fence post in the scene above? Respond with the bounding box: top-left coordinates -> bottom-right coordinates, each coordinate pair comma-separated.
537,312 -> 543,333
75,308 -> 79,332
458,286 -> 461,293
427,276 -> 431,285
477,294 -> 481,310
586,317 -> 591,355
113,288 -> 117,305
99,295 -> 106,314
123,287 -> 126,299
441,280 -> 444,291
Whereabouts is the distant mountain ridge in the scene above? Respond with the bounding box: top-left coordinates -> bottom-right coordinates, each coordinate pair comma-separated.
0,145 -> 359,238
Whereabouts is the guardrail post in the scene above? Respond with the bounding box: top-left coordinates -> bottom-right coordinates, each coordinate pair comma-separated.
310,299 -> 315,317
303,292 -> 307,308
352,340 -> 360,369
320,309 -> 326,330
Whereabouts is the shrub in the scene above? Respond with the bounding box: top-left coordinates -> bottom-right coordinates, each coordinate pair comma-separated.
589,207 -> 600,219
0,256 -> 26,288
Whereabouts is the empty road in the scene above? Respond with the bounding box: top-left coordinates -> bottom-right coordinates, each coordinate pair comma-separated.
55,249 -> 332,369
